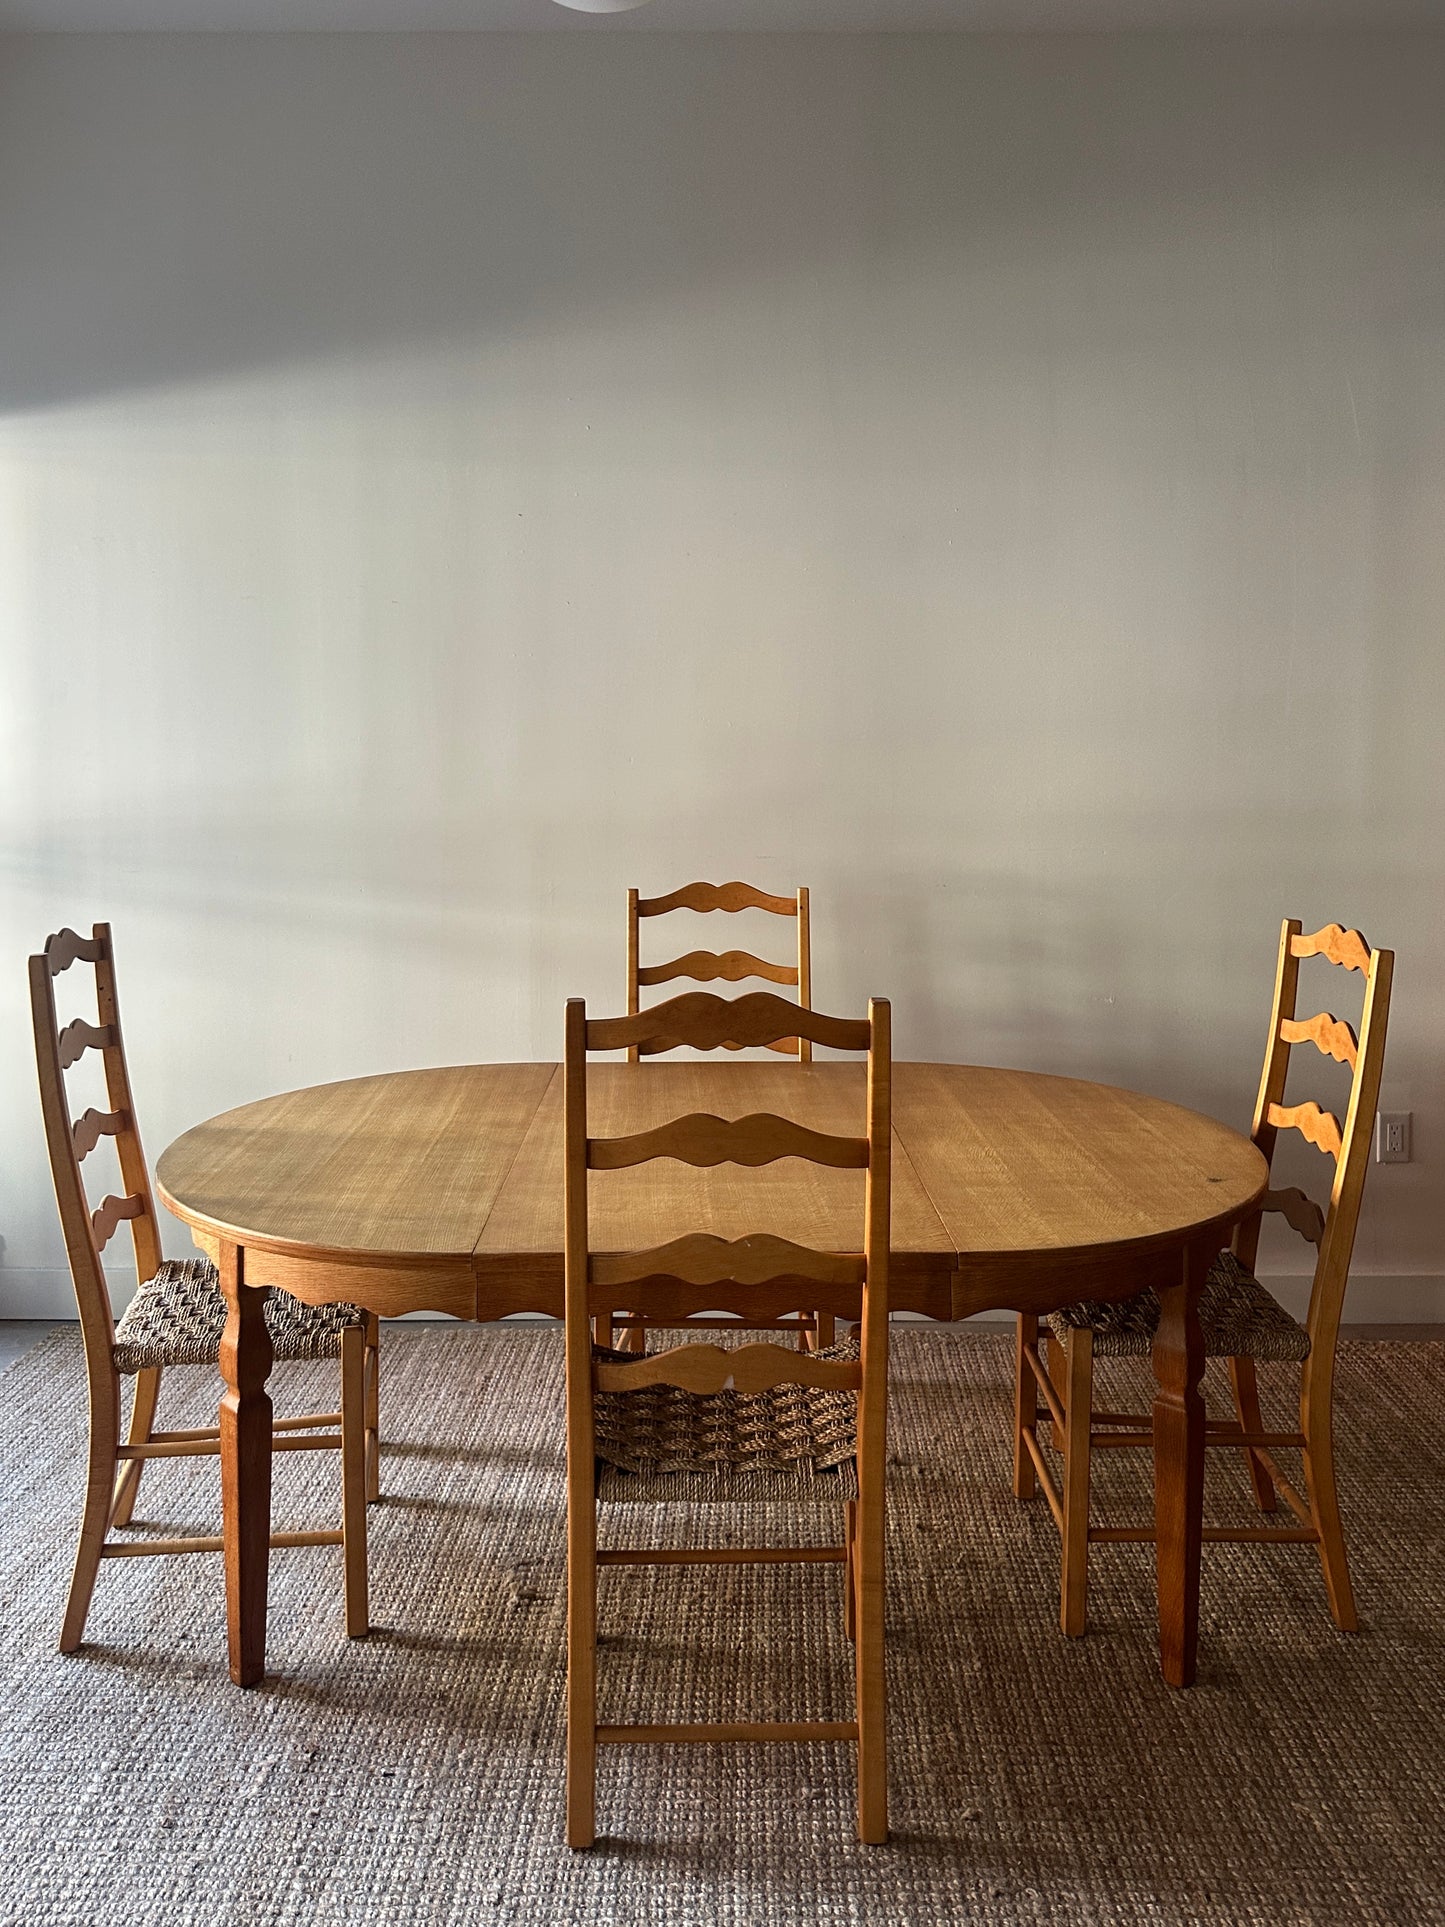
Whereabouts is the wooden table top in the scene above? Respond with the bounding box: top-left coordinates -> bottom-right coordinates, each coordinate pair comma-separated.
156,1061 -> 1266,1322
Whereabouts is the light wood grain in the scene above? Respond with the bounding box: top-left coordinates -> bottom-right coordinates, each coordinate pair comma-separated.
637,881 -> 799,917
89,1191 -> 145,1251
57,1017 -> 112,1069
1280,1011 -> 1359,1066
637,949 -> 799,988
1266,1100 -> 1344,1160
1291,922 -> 1372,974
71,1106 -> 125,1158
588,1111 -> 867,1172
1262,1186 -> 1326,1247
159,1052 -> 1269,1699
591,991 -> 866,1056
592,1232 -> 866,1291
626,887 -> 813,1063
891,1063 -> 1266,1295
43,926 -> 105,974
157,1063 -> 554,1261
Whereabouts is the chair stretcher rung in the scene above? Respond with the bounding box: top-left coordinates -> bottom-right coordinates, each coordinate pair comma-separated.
100,1528 -> 343,1559
1023,1343 -> 1066,1431
117,1432 -> 339,1460
1020,1427 -> 1064,1529
597,1546 -> 847,1566
596,1721 -> 858,1745
1090,1525 -> 1320,1545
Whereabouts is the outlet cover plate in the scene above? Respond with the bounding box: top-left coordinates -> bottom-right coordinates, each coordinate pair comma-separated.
1376,1112 -> 1412,1164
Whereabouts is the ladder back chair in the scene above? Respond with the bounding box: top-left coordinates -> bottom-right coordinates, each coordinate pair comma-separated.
622,882 -> 830,1350
30,924 -> 380,1653
564,989 -> 891,1849
1012,919 -> 1393,1639
626,882 -> 812,1063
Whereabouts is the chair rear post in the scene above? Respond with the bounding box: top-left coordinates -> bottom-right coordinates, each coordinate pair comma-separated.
1234,917 -> 1302,1274
796,888 -> 813,1064
29,948 -> 118,1374
855,995 -> 890,1843
563,996 -> 599,1850
625,890 -> 640,1067
91,923 -> 163,1286
1304,946 -> 1393,1367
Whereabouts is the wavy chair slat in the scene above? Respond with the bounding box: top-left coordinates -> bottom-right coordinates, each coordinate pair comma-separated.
1290,923 -> 1373,975
640,1035 -> 803,1057
637,881 -> 799,918
72,1106 -> 126,1159
1280,1011 -> 1359,1066
1262,1186 -> 1326,1247
90,1192 -> 145,1250
591,1232 -> 867,1292
45,927 -> 107,975
1266,1100 -> 1344,1160
589,1112 -> 869,1172
595,1342 -> 862,1397
590,990 -> 869,1055
57,1018 -> 113,1069
593,1278 -> 864,1323
637,949 -> 799,989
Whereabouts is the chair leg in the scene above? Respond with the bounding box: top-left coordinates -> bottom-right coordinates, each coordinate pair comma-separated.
1059,1329 -> 1094,1639
1303,1387 -> 1358,1633
811,1313 -> 837,1352
364,1314 -> 381,1504
843,1498 -> 857,1643
1229,1355 -> 1276,1512
1013,1315 -> 1038,1499
566,1479 -> 599,1849
61,1366 -> 121,1653
854,1487 -> 887,1844
340,1328 -> 369,1638
1045,1331 -> 1065,1451
109,1366 -> 162,1529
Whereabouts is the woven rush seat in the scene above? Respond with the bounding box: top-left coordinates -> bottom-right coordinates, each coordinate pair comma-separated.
112,1256 -> 367,1375
1048,1248 -> 1310,1363
594,1335 -> 860,1503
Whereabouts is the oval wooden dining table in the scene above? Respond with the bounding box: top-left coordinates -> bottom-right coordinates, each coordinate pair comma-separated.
155,1059 -> 1267,1692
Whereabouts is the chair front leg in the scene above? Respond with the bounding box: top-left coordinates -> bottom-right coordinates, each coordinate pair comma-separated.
1013,1315 -> 1038,1500
340,1326 -> 369,1638
363,1313 -> 381,1504
1060,1329 -> 1094,1637
110,1365 -> 163,1529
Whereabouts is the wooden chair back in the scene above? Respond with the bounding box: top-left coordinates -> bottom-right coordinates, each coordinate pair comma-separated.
29,925 -> 164,1367
565,986 -> 890,1430
625,882 -> 812,1062
1235,920 -> 1393,1358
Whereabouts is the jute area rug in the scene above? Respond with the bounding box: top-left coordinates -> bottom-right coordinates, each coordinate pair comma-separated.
0,1325 -> 1441,1927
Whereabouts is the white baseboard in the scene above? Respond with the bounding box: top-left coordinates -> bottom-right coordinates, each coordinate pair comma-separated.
5,1269 -> 1444,1326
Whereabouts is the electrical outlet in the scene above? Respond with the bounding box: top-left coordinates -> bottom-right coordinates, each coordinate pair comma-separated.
1376,1112 -> 1412,1164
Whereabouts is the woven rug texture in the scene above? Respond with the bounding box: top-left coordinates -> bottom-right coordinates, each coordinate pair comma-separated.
0,1325 -> 1441,1926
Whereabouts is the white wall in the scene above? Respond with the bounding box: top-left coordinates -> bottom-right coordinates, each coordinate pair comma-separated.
3,31 -> 1442,1318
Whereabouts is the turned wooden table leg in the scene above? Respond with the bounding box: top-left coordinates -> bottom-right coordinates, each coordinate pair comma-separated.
1152,1238 -> 1208,1688
218,1240 -> 274,1687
